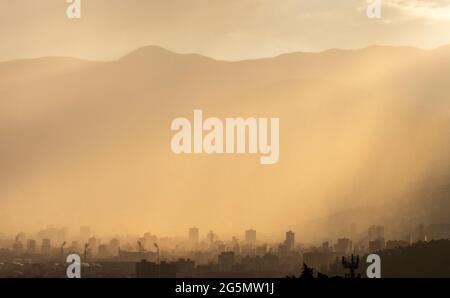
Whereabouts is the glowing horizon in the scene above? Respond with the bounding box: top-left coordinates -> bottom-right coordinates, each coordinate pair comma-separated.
1,0 -> 450,62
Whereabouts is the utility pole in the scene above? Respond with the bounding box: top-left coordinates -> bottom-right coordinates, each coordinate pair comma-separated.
154,243 -> 159,263
137,241 -> 143,260
61,241 -> 66,261
84,243 -> 89,263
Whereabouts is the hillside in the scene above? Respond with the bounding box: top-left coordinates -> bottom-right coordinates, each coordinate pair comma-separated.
0,45 -> 449,237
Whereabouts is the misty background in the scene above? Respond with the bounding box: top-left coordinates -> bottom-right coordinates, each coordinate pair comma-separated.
0,1 -> 449,242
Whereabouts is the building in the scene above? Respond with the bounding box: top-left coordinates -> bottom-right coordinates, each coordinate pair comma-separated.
386,240 -> 409,250
241,253 -> 279,274
119,250 -> 157,262
12,242 -> 23,254
285,231 -> 295,251
303,251 -> 333,272
369,238 -> 385,252
412,224 -> 427,243
88,237 -> 97,248
322,241 -> 332,253
218,252 -> 235,272
207,231 -> 217,246
427,224 -> 450,240
160,261 -> 177,278
109,238 -> 120,256
67,241 -> 79,253
136,260 -> 176,278
174,258 -> 195,277
41,239 -> 51,254
98,244 -> 109,258
278,243 -> 289,254
334,238 -> 352,255
27,239 -> 36,253
368,225 -> 385,241
143,233 -> 157,250
189,227 -> 199,243
86,261 -> 136,278
255,244 -> 267,256
241,244 -> 255,257
245,229 -> 257,245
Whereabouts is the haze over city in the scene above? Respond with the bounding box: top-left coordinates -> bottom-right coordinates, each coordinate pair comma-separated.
0,0 -> 449,242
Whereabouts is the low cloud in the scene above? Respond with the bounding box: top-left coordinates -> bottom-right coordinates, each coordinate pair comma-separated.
386,0 -> 450,20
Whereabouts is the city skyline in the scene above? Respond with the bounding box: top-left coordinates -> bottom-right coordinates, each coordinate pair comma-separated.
2,221 -> 446,247
2,221 -> 449,278
1,2 -> 449,281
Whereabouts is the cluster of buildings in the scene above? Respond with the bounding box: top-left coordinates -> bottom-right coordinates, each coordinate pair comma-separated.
0,223 -> 449,277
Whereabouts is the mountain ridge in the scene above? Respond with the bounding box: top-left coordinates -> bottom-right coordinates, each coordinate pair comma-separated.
0,44 -> 447,66
0,43 -> 449,236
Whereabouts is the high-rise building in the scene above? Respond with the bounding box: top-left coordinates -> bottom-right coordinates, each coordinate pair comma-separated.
98,244 -> 109,258
218,252 -> 235,272
110,238 -> 120,256
136,260 -> 176,278
189,227 -> 199,243
245,229 -> 256,245
368,225 -> 385,241
386,240 -> 408,250
255,244 -> 267,256
12,242 -> 23,254
207,231 -> 217,246
27,239 -> 36,253
334,238 -> 352,255
285,231 -> 295,251
322,241 -> 331,253
174,258 -> 195,278
88,237 -> 98,256
427,224 -> 450,240
369,239 -> 385,252
415,224 -> 427,242
41,239 -> 51,254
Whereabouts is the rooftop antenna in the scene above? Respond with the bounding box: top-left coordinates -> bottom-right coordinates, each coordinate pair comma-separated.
342,254 -> 359,278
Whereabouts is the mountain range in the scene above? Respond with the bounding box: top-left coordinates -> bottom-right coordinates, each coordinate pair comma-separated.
0,45 -> 449,239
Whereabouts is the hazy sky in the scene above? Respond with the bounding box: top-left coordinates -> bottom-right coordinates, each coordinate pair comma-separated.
1,0 -> 450,61
1,1 -> 450,239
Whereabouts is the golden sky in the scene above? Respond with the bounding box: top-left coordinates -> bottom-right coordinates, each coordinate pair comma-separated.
1,0 -> 450,61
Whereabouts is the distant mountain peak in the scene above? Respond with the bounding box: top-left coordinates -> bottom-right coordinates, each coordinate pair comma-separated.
118,45 -> 212,63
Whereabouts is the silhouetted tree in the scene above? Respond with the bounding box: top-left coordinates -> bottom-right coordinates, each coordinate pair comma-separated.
317,272 -> 329,279
299,263 -> 314,279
